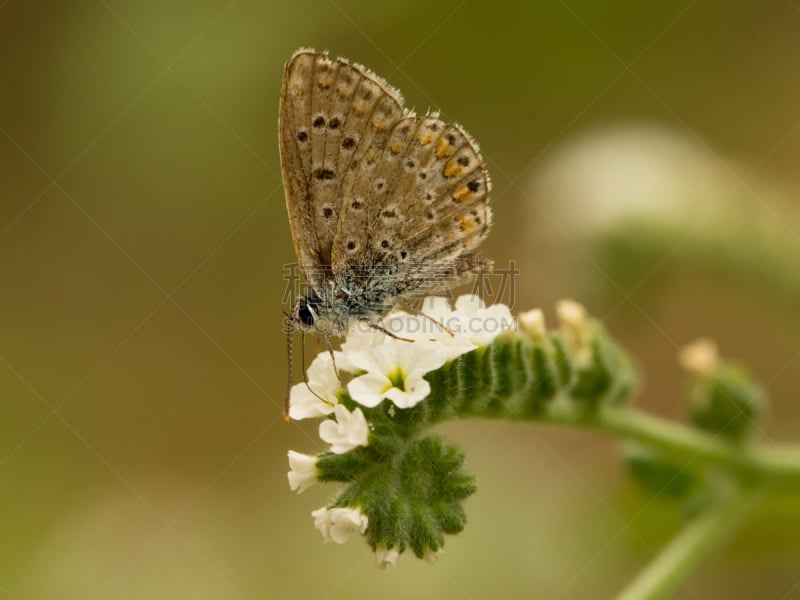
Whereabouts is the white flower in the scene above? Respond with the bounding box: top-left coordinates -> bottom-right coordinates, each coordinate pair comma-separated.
527,125 -> 735,236
418,296 -> 455,320
375,545 -> 401,569
556,299 -> 590,350
423,548 -> 444,564
335,321 -> 387,372
346,339 -> 452,409
287,450 -> 318,494
381,312 -> 435,342
519,308 -> 546,338
451,294 -> 516,346
414,297 -> 483,357
319,404 -> 369,453
556,299 -> 587,330
679,338 -> 719,376
289,352 -> 341,420
311,506 -> 368,544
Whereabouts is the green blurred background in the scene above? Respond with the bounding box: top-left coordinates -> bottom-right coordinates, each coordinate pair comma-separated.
2,1 -> 800,598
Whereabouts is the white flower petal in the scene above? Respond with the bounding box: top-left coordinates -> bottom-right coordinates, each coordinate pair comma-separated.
319,404 -> 369,453
397,339 -> 451,373
347,372 -> 391,408
556,299 -> 590,350
453,294 -> 515,346
385,376 -> 430,409
556,299 -> 587,331
312,506 -> 368,544
409,297 -> 480,358
519,308 -> 546,338
381,313 -> 432,342
420,296 -> 454,317
289,383 -> 335,420
346,349 -> 391,376
423,548 -> 444,564
287,450 -> 318,493
336,322 -> 386,371
375,545 -> 401,569
288,352 -> 341,420
454,293 -> 486,314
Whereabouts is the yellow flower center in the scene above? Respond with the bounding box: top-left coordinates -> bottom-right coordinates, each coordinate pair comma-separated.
383,368 -> 407,393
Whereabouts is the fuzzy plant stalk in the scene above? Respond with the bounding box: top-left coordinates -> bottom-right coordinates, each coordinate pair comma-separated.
286,295 -> 800,598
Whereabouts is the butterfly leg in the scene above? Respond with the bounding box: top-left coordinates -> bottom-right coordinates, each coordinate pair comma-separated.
398,301 -> 455,337
366,321 -> 414,343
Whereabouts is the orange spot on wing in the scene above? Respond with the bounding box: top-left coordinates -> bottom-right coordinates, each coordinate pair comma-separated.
457,214 -> 476,234
390,141 -> 404,153
444,160 -> 463,178
352,102 -> 366,114
372,118 -> 387,130
419,133 -> 434,145
452,186 -> 472,202
436,138 -> 454,157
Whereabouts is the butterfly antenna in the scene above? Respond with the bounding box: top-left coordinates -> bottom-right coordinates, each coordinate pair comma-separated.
325,335 -> 341,380
302,331 -> 327,402
284,312 -> 293,423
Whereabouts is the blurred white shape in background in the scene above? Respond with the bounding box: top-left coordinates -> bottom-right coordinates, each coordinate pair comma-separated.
526,123 -> 767,236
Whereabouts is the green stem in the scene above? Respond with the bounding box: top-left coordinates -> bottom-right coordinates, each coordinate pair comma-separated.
535,403 -> 800,489
615,488 -> 763,600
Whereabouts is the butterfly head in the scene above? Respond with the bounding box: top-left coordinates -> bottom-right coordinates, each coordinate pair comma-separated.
290,290 -> 348,335
290,291 -> 322,331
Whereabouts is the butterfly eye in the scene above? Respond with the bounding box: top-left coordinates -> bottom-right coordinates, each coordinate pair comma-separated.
296,297 -> 317,326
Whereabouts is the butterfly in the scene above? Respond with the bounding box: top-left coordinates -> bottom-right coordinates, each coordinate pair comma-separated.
279,48 -> 493,418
